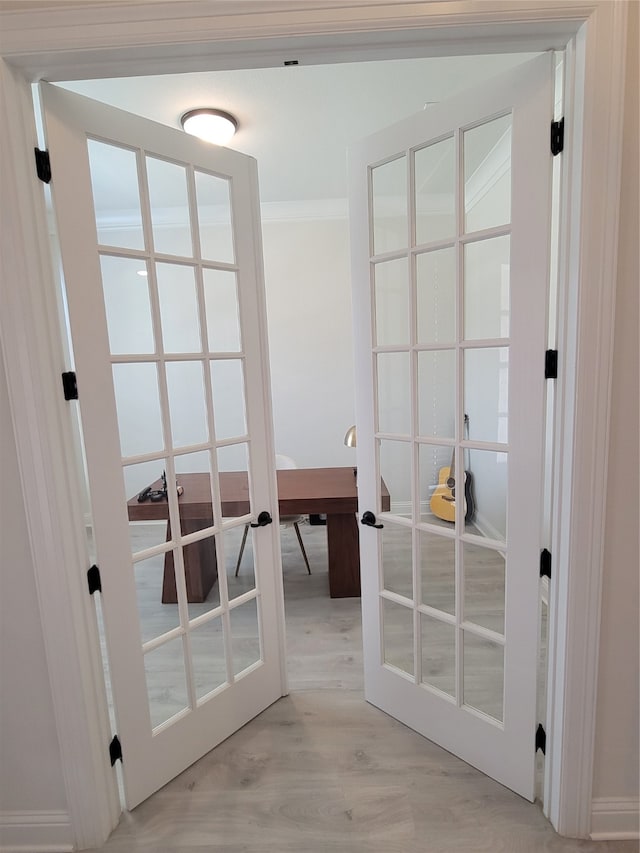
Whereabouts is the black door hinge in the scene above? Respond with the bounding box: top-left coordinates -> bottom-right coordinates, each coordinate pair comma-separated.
540,549 -> 552,580
551,118 -> 564,156
87,564 -> 102,595
61,371 -> 78,400
545,350 -> 558,379
34,148 -> 51,183
535,723 -> 546,754
109,735 -> 123,766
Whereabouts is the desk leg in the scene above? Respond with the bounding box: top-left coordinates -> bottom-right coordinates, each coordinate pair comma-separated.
162,520 -> 218,604
326,513 -> 361,598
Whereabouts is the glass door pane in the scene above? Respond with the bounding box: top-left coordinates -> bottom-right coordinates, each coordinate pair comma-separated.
87,118 -> 268,740
371,107 -> 515,722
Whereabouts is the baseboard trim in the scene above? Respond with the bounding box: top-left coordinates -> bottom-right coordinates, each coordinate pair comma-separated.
0,810 -> 74,852
590,798 -> 640,840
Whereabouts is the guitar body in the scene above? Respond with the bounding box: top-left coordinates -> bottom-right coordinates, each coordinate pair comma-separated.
430,466 -> 456,523
430,418 -> 477,524
430,466 -> 475,523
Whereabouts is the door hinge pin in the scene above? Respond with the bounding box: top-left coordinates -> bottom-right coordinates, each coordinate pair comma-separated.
61,371 -> 78,400
109,735 -> 123,766
551,118 -> 564,156
545,350 -> 558,379
34,147 -> 51,183
87,564 -> 102,595
535,723 -> 546,754
540,549 -> 552,580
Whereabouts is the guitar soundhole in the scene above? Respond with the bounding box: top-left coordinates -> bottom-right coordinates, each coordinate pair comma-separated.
446,477 -> 455,490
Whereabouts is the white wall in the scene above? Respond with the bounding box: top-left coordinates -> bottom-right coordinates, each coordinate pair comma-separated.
0,348 -> 68,815
262,214 -> 357,469
93,212 -> 358,496
591,0 -> 639,828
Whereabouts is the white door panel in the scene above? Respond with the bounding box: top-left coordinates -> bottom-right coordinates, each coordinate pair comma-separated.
349,55 -> 553,800
40,82 -> 285,809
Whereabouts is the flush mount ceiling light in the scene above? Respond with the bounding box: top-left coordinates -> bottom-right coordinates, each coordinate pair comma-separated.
180,108 -> 238,146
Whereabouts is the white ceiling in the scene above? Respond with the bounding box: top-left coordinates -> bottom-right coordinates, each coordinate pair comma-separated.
58,52 -> 536,206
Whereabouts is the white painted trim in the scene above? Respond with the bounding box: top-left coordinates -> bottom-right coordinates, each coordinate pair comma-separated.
0,61 -> 120,850
0,810 -> 74,852
590,798 -> 640,841
544,2 -> 628,838
0,0 -> 628,845
0,1 -> 590,80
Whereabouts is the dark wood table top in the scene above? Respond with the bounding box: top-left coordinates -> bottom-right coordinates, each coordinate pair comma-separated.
128,466 -> 390,521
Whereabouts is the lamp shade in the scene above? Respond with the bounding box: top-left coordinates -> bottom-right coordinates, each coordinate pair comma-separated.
344,425 -> 357,447
180,108 -> 238,146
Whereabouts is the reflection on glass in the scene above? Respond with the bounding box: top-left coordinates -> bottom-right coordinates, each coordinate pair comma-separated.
463,542 -> 505,635
146,157 -> 193,257
381,523 -> 413,599
217,443 -> 250,520
382,598 -> 414,676
101,255 -> 154,355
371,155 -> 407,255
191,616 -> 227,701
379,439 -> 412,519
184,536 -> 220,616
419,443 -> 457,529
420,529 -> 455,615
463,632 -> 504,722
166,361 -> 209,448
195,171 -> 234,264
173,450 -> 214,538
112,362 -> 164,458
134,553 -> 179,644
415,136 -> 455,245
464,236 -> 510,340
417,349 -> 456,439
203,269 -> 241,352
88,140 -> 143,250
374,258 -> 409,346
217,442 -> 249,471
226,525 -> 256,600
464,113 -> 512,234
464,347 -> 508,444
123,459 -> 168,518
421,614 -> 456,698
156,263 -> 201,353
210,360 -> 246,440
465,450 -> 507,541
143,637 -> 189,729
128,519 -> 168,559
416,247 -> 456,344
230,598 -> 261,676
377,352 -> 411,435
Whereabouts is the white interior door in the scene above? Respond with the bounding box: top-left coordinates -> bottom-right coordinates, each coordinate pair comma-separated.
40,82 -> 285,809
349,55 -> 553,800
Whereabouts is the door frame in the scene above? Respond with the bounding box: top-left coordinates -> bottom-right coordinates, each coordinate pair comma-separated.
0,1 -> 628,846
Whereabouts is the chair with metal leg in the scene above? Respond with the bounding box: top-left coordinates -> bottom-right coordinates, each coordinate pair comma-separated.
234,454 -> 311,576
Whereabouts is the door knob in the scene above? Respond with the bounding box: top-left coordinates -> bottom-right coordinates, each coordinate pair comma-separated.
250,511 -> 273,528
360,510 -> 383,529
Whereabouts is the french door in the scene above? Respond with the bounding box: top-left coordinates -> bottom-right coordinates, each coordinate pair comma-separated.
349,55 -> 553,799
40,82 -> 286,809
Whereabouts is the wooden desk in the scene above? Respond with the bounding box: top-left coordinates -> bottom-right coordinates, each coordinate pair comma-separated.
127,467 -> 390,601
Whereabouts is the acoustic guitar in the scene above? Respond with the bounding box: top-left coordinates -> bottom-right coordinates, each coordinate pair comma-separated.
429,416 -> 476,523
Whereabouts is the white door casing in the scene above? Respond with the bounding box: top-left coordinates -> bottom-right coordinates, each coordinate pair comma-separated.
0,2 -> 628,845
39,81 -> 287,809
349,54 -> 554,800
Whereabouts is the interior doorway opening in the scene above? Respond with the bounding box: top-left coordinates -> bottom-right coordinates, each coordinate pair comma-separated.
38,45 -> 560,812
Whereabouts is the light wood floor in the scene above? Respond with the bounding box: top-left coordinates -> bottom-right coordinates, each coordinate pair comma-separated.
88,523 -> 636,853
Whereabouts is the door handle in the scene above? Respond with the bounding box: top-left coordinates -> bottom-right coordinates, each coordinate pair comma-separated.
250,511 -> 273,528
360,510 -> 383,529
